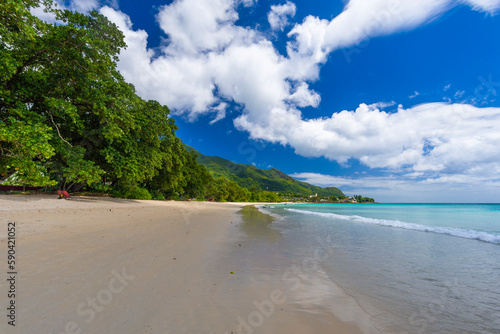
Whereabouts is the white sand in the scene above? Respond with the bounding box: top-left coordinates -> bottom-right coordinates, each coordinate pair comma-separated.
0,195 -> 364,334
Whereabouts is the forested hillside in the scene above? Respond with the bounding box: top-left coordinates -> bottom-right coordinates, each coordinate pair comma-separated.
185,145 -> 345,198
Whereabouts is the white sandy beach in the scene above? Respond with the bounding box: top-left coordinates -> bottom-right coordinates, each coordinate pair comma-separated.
0,195 -> 364,334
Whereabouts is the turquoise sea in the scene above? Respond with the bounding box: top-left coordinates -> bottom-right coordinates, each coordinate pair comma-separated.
261,203 -> 500,334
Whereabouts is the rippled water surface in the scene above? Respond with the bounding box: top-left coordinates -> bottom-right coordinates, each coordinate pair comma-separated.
264,204 -> 500,334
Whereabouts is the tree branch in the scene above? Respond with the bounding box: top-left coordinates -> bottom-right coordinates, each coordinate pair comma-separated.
49,113 -> 73,147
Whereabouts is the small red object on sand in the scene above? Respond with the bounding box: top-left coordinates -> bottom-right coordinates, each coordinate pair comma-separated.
57,190 -> 71,199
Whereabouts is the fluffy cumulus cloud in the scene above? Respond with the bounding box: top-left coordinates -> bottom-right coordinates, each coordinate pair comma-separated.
268,1 -> 297,31
96,0 -> 500,189
286,103 -> 500,173
156,0 -> 241,55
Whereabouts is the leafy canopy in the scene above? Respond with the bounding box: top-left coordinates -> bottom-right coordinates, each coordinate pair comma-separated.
0,0 -> 210,198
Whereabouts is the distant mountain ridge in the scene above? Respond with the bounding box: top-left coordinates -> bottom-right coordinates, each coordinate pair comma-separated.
185,145 -> 345,198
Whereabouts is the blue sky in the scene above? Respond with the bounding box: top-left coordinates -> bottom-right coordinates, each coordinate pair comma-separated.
39,0 -> 500,202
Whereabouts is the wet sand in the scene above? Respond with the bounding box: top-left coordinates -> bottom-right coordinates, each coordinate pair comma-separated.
0,195 -> 364,333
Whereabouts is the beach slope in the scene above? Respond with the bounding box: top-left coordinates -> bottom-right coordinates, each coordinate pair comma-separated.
0,195 -> 363,334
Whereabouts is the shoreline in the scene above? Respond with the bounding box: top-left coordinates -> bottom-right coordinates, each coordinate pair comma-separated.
0,195 -> 365,333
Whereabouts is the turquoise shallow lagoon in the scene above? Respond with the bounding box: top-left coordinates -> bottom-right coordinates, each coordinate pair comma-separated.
262,203 -> 500,334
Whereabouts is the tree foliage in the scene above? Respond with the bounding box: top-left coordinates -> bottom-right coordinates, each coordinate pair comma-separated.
185,144 -> 345,198
354,195 -> 375,203
0,0 -> 210,197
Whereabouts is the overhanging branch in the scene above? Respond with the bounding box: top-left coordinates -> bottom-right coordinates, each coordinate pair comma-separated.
49,113 -> 73,148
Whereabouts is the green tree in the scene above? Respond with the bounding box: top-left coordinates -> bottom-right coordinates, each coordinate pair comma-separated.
148,141 -> 213,199
1,0 -> 200,195
226,180 -> 250,202
1,0 -> 127,188
207,178 -> 229,202
1,0 -> 57,185
177,150 -> 212,199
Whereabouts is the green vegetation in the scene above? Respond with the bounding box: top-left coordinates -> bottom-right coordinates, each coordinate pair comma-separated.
0,0 -> 207,199
185,145 -> 345,198
353,195 -> 375,203
0,0 -> 373,203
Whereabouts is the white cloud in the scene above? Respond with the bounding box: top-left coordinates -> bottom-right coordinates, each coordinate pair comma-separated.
102,1 -> 312,121
31,0 -> 101,23
368,101 -> 396,109
103,0 -> 119,10
322,0 -> 450,51
240,0 -> 257,7
409,91 -> 420,99
156,0 -> 242,55
30,5 -> 59,23
454,90 -> 466,99
287,15 -> 331,73
463,0 -> 500,13
209,103 -> 228,125
290,171 -> 500,203
102,0 -> 500,123
287,82 -> 321,108
237,102 -> 500,179
293,0 -> 499,56
70,0 -> 100,13
268,1 -> 297,31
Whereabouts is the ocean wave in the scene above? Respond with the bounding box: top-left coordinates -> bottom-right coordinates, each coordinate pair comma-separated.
285,208 -> 500,244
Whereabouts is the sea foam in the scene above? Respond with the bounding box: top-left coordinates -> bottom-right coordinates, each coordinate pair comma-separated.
285,208 -> 500,244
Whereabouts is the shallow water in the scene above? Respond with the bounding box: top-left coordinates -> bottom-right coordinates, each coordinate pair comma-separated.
232,206 -> 375,333
263,204 -> 500,334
